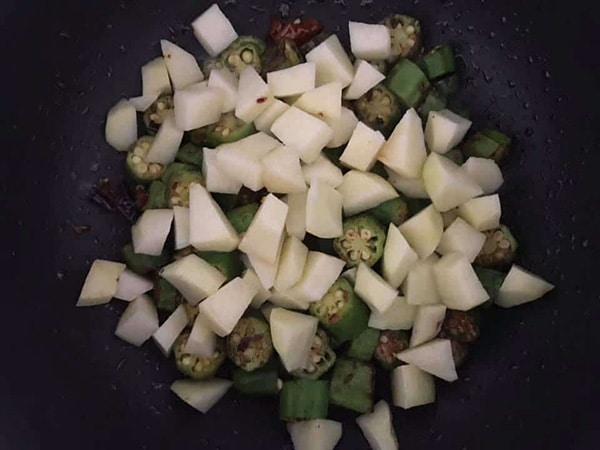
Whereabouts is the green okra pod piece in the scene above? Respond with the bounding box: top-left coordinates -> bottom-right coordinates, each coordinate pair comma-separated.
125,136 -> 165,185
202,58 -> 225,78
163,166 -> 205,208
143,95 -> 174,135
367,59 -> 389,75
261,38 -> 303,76
347,328 -> 380,362
226,316 -> 274,372
435,73 -> 461,98
353,84 -> 404,136
406,198 -> 432,216
202,113 -> 257,148
329,358 -> 375,413
333,215 -> 387,268
152,278 -> 181,313
121,243 -> 172,276
220,35 -> 267,75
445,148 -> 465,165
381,15 -> 423,62
310,278 -> 369,343
474,225 -> 518,268
143,181 -> 169,210
461,128 -> 512,162
368,197 -> 410,227
374,330 -> 410,370
291,330 -> 337,380
419,44 -> 456,81
438,310 -> 481,344
417,87 -> 448,119
197,251 -> 243,281
175,143 -> 203,168
233,368 -> 281,396
473,266 -> 507,300
173,331 -> 226,380
279,380 -> 329,422
386,58 -> 431,108
226,203 -> 260,234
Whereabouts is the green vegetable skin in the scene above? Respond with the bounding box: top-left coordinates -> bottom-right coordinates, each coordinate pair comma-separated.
354,84 -> 404,136
347,328 -> 380,361
192,113 -> 256,148
143,181 -> 169,210
374,330 -> 410,370
386,59 -> 431,108
122,243 -> 172,275
369,197 -> 410,226
176,143 -> 203,168
143,95 -> 174,135
461,128 -> 512,162
173,331 -> 226,380
279,380 -> 329,422
310,279 -> 369,343
125,136 -> 165,185
153,278 -> 181,312
333,215 -> 386,268
291,330 -> 337,380
474,225 -> 518,268
197,251 -> 243,281
226,203 -> 259,234
381,14 -> 423,62
445,148 -> 465,165
220,35 -> 267,75
261,38 -> 303,76
439,310 -> 480,344
161,164 -> 204,208
329,358 -> 374,413
226,316 -> 274,372
233,368 -> 280,396
435,73 -> 460,98
420,44 -> 456,80
474,266 -> 507,300
417,88 -> 447,119
367,59 -> 388,75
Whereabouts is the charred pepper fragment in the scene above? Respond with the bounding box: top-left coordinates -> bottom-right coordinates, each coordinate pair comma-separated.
333,215 -> 386,268
417,88 -> 448,119
201,112 -> 257,148
279,379 -> 329,422
439,310 -> 480,344
347,328 -> 380,362
143,181 -> 168,210
386,59 -> 431,108
329,358 -> 375,413
125,136 -> 165,185
461,128 -> 512,162
261,38 -> 303,76
220,36 -> 266,75
369,197 -> 410,227
226,203 -> 259,234
374,330 -> 410,370
381,14 -> 423,62
176,143 -> 203,168
233,368 -> 281,396
122,243 -> 172,275
174,331 -> 226,380
473,266 -> 507,300
143,95 -> 174,134
269,16 -> 325,47
197,251 -> 243,281
474,225 -> 518,268
310,278 -> 369,343
354,84 -> 404,136
226,316 -> 274,372
420,44 -> 456,81
153,278 -> 182,313
291,329 -> 337,380
451,340 -> 469,368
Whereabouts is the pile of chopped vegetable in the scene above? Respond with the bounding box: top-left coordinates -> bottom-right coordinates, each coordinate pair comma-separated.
79,4 -> 555,449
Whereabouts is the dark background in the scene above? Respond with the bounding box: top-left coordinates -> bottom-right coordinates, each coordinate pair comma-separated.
2,0 -> 599,449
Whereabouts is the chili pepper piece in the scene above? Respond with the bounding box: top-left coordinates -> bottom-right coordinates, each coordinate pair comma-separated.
329,357 -> 375,413
420,44 -> 456,81
269,16 -> 324,47
353,84 -> 404,136
233,368 -> 281,396
368,197 -> 410,227
143,95 -> 174,135
386,59 -> 431,108
374,330 -> 410,370
474,224 -> 518,268
347,328 -> 380,362
226,316 -> 273,372
174,331 -> 226,380
279,379 -> 329,422
381,15 -> 423,62
333,215 -> 386,268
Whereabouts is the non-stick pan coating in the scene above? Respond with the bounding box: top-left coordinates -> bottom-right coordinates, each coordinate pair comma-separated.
1,0 -> 599,448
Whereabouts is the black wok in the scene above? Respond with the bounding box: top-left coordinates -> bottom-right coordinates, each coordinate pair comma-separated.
2,0 -> 599,448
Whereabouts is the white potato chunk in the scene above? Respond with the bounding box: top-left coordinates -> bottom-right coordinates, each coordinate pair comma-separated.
77,260 -> 126,306
339,122 -> 386,171
425,109 -> 472,154
305,35 -> 354,87
191,4 -> 238,56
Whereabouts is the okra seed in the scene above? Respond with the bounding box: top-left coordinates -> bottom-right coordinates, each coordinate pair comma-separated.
222,128 -> 231,137
346,229 -> 358,239
406,25 -> 415,34
241,50 -> 254,63
138,163 -> 148,173
336,301 -> 344,310
150,113 -> 159,122
360,229 -> 372,240
349,250 -> 360,261
334,290 -> 344,300
341,240 -> 352,249
493,231 -> 504,242
157,102 -> 166,111
380,335 -> 389,344
498,239 -> 511,249
382,96 -> 392,106
495,250 -> 505,259
131,155 -> 142,164
361,250 -> 371,261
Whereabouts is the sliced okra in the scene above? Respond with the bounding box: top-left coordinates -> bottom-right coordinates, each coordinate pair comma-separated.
261,38 -> 303,76
226,203 -> 260,234
152,278 -> 182,313
125,136 -> 165,185
233,368 -> 281,396
347,328 -> 380,362
143,94 -> 174,135
368,197 -> 410,227
417,87 -> 448,119
374,330 -> 410,370
164,167 -> 205,208
354,84 -> 404,136
473,266 -> 507,301
386,59 -> 431,108
291,329 -> 337,380
197,251 -> 243,281
439,310 -> 480,344
143,181 -> 169,210
226,316 -> 274,372
202,112 -> 257,148
329,357 -> 375,413
174,331 -> 226,380
333,215 -> 386,268
176,143 -> 203,168
435,73 -> 461,98
419,44 -> 456,81
279,380 -> 329,422
381,14 -> 423,62
220,35 -> 267,75
121,243 -> 172,276
461,128 -> 512,162
474,225 -> 518,268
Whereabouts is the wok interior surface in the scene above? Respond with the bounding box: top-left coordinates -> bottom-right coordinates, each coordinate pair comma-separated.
2,0 -> 599,448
